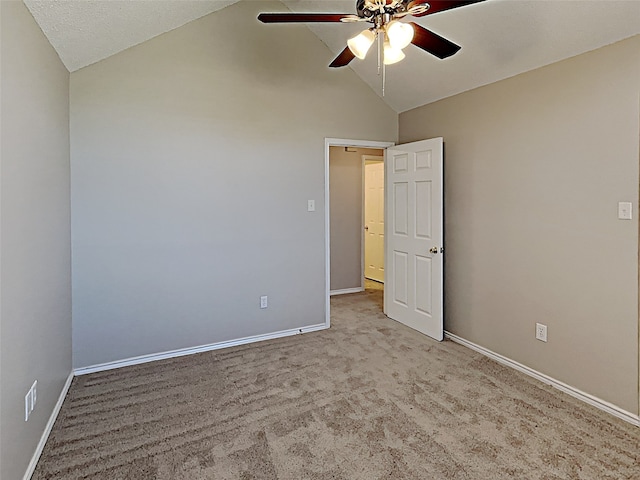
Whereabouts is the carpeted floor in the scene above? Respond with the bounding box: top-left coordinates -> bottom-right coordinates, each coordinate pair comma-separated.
33,286 -> 639,479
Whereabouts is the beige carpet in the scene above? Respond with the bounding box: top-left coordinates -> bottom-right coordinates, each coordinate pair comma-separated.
34,287 -> 639,479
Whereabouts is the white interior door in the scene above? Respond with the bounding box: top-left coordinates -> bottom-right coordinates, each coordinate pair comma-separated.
364,160 -> 384,283
384,138 -> 443,340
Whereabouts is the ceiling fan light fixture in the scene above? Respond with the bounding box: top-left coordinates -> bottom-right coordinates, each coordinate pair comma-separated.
386,20 -> 414,50
383,39 -> 405,65
347,29 -> 376,59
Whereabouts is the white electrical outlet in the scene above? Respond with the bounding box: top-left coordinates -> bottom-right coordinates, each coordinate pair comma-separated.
618,202 -> 632,220
260,295 -> 268,309
535,323 -> 548,342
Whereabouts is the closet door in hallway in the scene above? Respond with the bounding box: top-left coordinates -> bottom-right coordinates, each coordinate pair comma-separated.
364,160 -> 384,283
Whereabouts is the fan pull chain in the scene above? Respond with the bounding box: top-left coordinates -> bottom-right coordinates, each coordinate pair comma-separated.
382,63 -> 386,97
380,31 -> 386,97
377,31 -> 381,76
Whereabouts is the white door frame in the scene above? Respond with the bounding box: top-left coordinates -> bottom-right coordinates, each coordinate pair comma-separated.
325,138 -> 395,327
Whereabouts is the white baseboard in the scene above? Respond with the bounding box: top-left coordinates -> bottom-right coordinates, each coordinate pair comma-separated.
445,331 -> 640,427
74,323 -> 329,376
23,372 -> 74,480
330,287 -> 365,296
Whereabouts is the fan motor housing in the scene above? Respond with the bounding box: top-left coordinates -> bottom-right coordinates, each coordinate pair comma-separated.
356,0 -> 373,18
357,0 -> 409,19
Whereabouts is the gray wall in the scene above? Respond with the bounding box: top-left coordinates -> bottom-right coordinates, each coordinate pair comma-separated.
0,2 -> 72,479
330,146 -> 383,291
400,35 -> 640,415
70,1 -> 397,368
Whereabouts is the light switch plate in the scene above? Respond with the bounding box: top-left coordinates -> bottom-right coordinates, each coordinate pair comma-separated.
307,200 -> 315,212
618,202 -> 632,220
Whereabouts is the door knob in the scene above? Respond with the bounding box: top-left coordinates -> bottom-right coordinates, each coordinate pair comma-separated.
430,247 -> 438,254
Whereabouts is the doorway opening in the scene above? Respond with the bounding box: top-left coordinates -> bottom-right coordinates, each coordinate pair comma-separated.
325,138 -> 445,342
324,138 -> 395,327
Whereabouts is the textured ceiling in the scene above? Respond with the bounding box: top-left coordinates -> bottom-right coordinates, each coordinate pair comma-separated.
24,0 -> 242,71
24,0 -> 640,112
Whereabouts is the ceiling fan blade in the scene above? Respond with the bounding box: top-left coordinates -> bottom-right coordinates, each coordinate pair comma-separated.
409,22 -> 461,59
329,46 -> 356,68
258,13 -> 353,23
407,0 -> 486,17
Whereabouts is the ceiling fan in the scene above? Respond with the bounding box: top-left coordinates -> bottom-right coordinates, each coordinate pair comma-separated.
258,1 -> 486,68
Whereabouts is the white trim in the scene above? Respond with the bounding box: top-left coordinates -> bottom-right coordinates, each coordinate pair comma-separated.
445,331 -> 640,427
361,156 -> 366,292
325,140 -> 331,329
330,287 -> 365,296
74,324 -> 328,376
23,372 -> 74,480
325,138 -> 395,330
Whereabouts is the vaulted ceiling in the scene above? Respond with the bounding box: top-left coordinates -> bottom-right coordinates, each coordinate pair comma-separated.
24,0 -> 640,112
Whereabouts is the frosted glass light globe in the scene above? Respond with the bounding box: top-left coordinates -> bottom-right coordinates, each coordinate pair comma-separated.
347,29 -> 376,59
386,21 -> 414,50
383,40 -> 405,65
